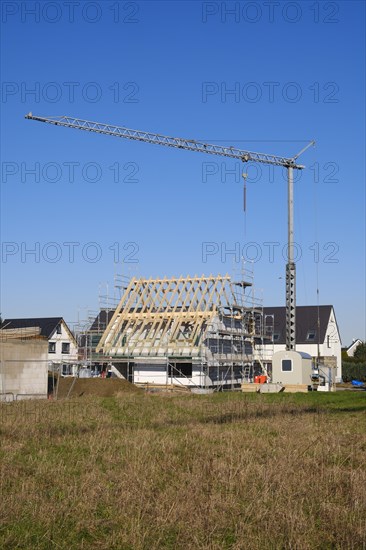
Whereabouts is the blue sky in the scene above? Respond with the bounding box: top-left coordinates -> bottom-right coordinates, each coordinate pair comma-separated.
1,0 -> 365,345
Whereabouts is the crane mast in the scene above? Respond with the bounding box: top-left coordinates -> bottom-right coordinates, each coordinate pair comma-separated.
25,112 -> 314,351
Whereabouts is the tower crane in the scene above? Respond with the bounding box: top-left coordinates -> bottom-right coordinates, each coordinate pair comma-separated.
25,112 -> 314,351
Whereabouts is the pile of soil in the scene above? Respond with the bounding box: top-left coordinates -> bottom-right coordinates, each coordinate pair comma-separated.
54,377 -> 141,399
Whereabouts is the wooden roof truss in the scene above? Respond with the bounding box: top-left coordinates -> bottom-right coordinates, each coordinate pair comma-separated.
96,275 -> 245,357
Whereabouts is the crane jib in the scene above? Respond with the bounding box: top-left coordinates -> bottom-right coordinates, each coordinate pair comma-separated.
24,113 -> 305,170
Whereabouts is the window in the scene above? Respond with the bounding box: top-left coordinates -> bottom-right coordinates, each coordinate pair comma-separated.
168,362 -> 192,378
48,342 -> 56,354
56,324 -> 61,334
273,333 -> 280,342
327,335 -> 331,348
307,331 -> 316,341
281,359 -> 292,372
62,342 -> 70,354
62,364 -> 72,376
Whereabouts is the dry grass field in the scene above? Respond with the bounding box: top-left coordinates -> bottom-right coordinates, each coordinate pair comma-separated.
1,390 -> 365,549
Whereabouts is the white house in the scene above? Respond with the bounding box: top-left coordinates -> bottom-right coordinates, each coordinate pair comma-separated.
1,318 -> 78,371
262,305 -> 342,382
345,339 -> 363,357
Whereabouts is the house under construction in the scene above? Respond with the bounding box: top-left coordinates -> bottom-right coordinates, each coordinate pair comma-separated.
96,269 -> 273,391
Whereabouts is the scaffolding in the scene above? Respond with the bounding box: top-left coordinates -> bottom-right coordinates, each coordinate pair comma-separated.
203,264 -> 273,389
73,274 -> 131,369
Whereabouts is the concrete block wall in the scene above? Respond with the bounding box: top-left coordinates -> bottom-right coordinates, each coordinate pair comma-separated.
0,340 -> 48,399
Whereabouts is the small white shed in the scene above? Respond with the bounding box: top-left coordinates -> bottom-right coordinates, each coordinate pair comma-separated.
272,350 -> 313,387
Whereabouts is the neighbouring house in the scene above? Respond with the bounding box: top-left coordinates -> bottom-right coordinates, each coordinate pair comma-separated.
0,326 -> 48,399
95,274 -> 272,390
345,339 -> 363,357
262,305 -> 342,382
1,318 -> 78,375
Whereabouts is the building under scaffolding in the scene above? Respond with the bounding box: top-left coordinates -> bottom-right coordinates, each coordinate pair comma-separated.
96,269 -> 273,391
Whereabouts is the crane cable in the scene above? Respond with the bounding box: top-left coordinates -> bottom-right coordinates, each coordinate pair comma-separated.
312,166 -> 321,368
242,171 -> 248,241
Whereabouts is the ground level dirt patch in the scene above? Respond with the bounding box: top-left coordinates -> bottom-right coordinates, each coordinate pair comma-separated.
55,377 -> 141,398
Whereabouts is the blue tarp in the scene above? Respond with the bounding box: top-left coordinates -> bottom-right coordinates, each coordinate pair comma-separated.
351,380 -> 365,387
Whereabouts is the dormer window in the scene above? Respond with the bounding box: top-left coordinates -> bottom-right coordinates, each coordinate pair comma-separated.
273,333 -> 280,342
307,331 -> 316,341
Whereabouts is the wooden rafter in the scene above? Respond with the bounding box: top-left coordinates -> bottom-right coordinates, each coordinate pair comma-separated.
96,274 -> 237,357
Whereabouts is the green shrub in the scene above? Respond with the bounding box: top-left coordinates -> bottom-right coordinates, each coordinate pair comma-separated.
354,342 -> 366,362
342,362 -> 366,382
